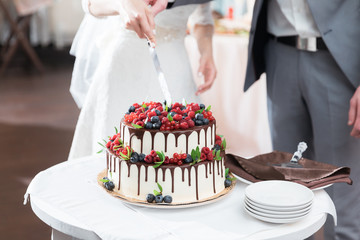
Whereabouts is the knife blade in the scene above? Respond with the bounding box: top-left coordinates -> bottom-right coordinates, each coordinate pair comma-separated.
147,41 -> 172,105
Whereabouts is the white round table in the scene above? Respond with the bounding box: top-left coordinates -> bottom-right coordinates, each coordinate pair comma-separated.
25,155 -> 334,240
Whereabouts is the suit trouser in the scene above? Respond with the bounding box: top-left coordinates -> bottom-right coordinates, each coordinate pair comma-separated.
265,37 -> 360,240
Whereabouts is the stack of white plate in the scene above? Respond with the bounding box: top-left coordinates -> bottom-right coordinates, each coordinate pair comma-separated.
244,181 -> 314,223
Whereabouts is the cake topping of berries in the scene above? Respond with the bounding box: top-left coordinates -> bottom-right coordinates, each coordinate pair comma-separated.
124,101 -> 215,131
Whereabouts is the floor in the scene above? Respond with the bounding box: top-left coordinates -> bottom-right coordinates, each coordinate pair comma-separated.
0,47 -> 80,239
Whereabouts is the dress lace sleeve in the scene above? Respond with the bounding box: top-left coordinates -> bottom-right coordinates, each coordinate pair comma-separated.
188,2 -> 214,27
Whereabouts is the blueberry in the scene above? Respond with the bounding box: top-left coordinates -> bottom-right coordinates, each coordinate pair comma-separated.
170,111 -> 176,117
151,116 -> 160,123
144,107 -> 149,112
125,111 -> 130,115
224,179 -> 232,188
212,144 -> 221,151
130,152 -> 139,163
153,122 -> 161,129
146,193 -> 155,203
145,121 -> 153,129
155,195 -> 164,203
139,153 -> 146,162
102,176 -> 109,180
155,109 -> 161,116
105,181 -> 115,191
195,120 -> 204,126
203,118 -> 209,125
184,154 -> 193,163
195,113 -> 204,120
129,106 -> 136,113
181,106 -> 186,110
183,113 -> 188,117
200,104 -> 205,109
167,107 -> 172,112
163,195 -> 173,203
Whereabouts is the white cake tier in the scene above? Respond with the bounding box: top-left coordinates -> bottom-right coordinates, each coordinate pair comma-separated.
119,120 -> 216,156
106,151 -> 226,204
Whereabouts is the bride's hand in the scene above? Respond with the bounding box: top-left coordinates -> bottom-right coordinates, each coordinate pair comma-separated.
196,53 -> 217,95
118,0 -> 159,43
148,0 -> 168,16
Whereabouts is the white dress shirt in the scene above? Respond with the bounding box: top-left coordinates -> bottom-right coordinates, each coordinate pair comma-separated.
267,0 -> 321,38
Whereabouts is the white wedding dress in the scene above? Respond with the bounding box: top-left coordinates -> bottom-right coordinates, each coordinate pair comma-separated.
68,2 -> 213,160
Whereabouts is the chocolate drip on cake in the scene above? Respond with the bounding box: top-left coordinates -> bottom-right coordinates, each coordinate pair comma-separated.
122,124 -> 126,144
163,132 -> 169,152
221,158 -> 223,178
217,161 -> 220,176
212,161 -> 216,193
162,168 -> 166,182
194,165 -> 199,200
154,167 -> 159,183
137,165 -> 141,195
128,128 -> 145,151
145,165 -> 148,182
170,168 -> 175,193
181,168 -> 185,182
106,152 -> 109,170
188,167 -> 191,186
205,162 -> 208,178
118,160 -> 121,190
127,162 -> 131,177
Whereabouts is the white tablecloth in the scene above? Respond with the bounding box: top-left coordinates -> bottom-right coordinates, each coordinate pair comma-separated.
24,155 -> 336,240
185,34 -> 272,158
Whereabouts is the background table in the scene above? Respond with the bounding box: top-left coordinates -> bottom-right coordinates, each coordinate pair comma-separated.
185,34 -> 272,158
25,155 -> 336,240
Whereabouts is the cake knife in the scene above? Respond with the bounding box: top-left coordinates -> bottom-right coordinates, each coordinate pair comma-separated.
147,40 -> 172,105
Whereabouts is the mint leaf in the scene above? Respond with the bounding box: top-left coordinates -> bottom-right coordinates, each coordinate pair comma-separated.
99,179 -> 109,183
131,123 -> 143,129
218,134 -> 224,138
98,142 -> 105,148
115,126 -> 118,134
97,149 -> 104,154
154,190 -> 160,196
153,162 -> 162,168
191,149 -> 197,161
119,152 -> 129,160
225,168 -> 229,177
228,177 -> 236,181
215,150 -> 221,160
167,113 -> 173,122
205,105 -> 211,111
156,151 -> 165,162
142,103 -> 147,109
195,109 -> 204,114
157,182 -> 163,192
221,138 -> 227,150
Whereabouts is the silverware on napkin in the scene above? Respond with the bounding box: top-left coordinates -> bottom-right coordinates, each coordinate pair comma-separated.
147,40 -> 172,105
273,142 -> 307,168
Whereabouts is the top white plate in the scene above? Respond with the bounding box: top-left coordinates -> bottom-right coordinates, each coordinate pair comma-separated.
245,180 -> 314,208
233,174 -> 332,191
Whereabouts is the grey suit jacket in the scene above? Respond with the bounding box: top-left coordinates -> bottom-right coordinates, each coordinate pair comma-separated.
171,0 -> 211,8
244,0 -> 360,91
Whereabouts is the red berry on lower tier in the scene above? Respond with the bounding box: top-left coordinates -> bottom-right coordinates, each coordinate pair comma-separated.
200,153 -> 207,161
207,152 -> 214,161
215,140 -> 222,146
202,147 -> 210,155
173,153 -> 179,159
173,114 -> 182,121
136,121 -> 144,127
177,160 -> 183,166
180,122 -> 189,129
144,155 -> 153,163
215,135 -> 222,141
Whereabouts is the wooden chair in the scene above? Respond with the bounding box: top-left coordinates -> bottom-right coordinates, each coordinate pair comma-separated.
0,0 -> 50,75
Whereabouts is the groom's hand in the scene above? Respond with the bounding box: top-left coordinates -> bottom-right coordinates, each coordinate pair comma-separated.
348,86 -> 360,138
148,0 -> 168,16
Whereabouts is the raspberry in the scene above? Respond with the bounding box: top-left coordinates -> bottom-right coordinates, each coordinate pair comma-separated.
177,160 -> 183,166
150,150 -> 157,158
207,111 -> 213,117
165,127 -> 171,131
173,153 -> 179,159
184,116 -> 191,121
136,121 -> 144,127
144,155 -> 153,163
132,118 -> 139,124
139,113 -> 146,120
156,106 -> 163,112
169,158 -> 174,164
114,138 -> 120,145
200,153 -> 207,161
173,102 -> 181,109
165,121 -> 171,127
147,111 -> 156,118
162,117 -> 169,124
203,111 -> 208,118
164,156 -> 170,164
187,120 -> 195,128
173,114 -> 182,121
133,103 -> 140,108
207,152 -> 214,161
215,140 -> 222,146
154,156 -> 160,162
180,122 -> 189,129
209,116 -> 215,121
215,135 -> 222,141
106,141 -> 111,148
188,111 -> 195,119
161,111 -> 168,117
201,147 -> 210,155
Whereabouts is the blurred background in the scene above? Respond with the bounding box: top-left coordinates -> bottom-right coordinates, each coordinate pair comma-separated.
0,0 -> 271,239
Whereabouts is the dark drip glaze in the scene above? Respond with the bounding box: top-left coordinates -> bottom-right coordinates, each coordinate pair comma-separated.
120,119 -> 216,154
188,168 -> 191,186
204,128 -> 207,147
127,162 -> 131,177
212,161 -> 216,193
170,168 -> 175,193
217,160 -> 220,176
145,165 -> 148,182
122,123 -> 126,144
106,152 -> 109,170
109,155 -> 112,172
210,124 -> 213,145
209,161 -> 212,174
118,160 -> 121,190
154,167 -> 159,182
137,165 -> 141,195
181,168 -> 185,182
221,158 -> 223,178
205,162 -> 208,178
194,165 -> 199,200
114,155 -> 116,172
162,168 -> 166,182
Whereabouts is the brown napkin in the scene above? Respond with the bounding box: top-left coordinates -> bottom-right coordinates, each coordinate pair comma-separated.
225,151 -> 352,189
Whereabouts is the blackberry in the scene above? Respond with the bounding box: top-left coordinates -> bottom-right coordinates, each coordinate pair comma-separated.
130,152 -> 139,163
195,120 -> 204,126
153,122 -> 161,129
203,118 -> 209,125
